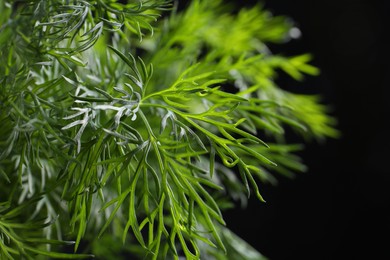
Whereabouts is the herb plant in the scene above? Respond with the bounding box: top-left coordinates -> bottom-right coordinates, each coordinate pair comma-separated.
0,0 -> 337,259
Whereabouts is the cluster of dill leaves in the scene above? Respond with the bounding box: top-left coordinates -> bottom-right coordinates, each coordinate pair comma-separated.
0,0 -> 337,259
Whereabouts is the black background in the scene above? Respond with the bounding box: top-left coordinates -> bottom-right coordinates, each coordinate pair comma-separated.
225,0 -> 390,259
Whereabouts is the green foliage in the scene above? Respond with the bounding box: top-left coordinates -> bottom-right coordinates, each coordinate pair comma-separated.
0,0 -> 337,259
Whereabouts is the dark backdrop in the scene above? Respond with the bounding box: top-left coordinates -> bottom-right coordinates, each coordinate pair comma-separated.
225,0 -> 390,259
